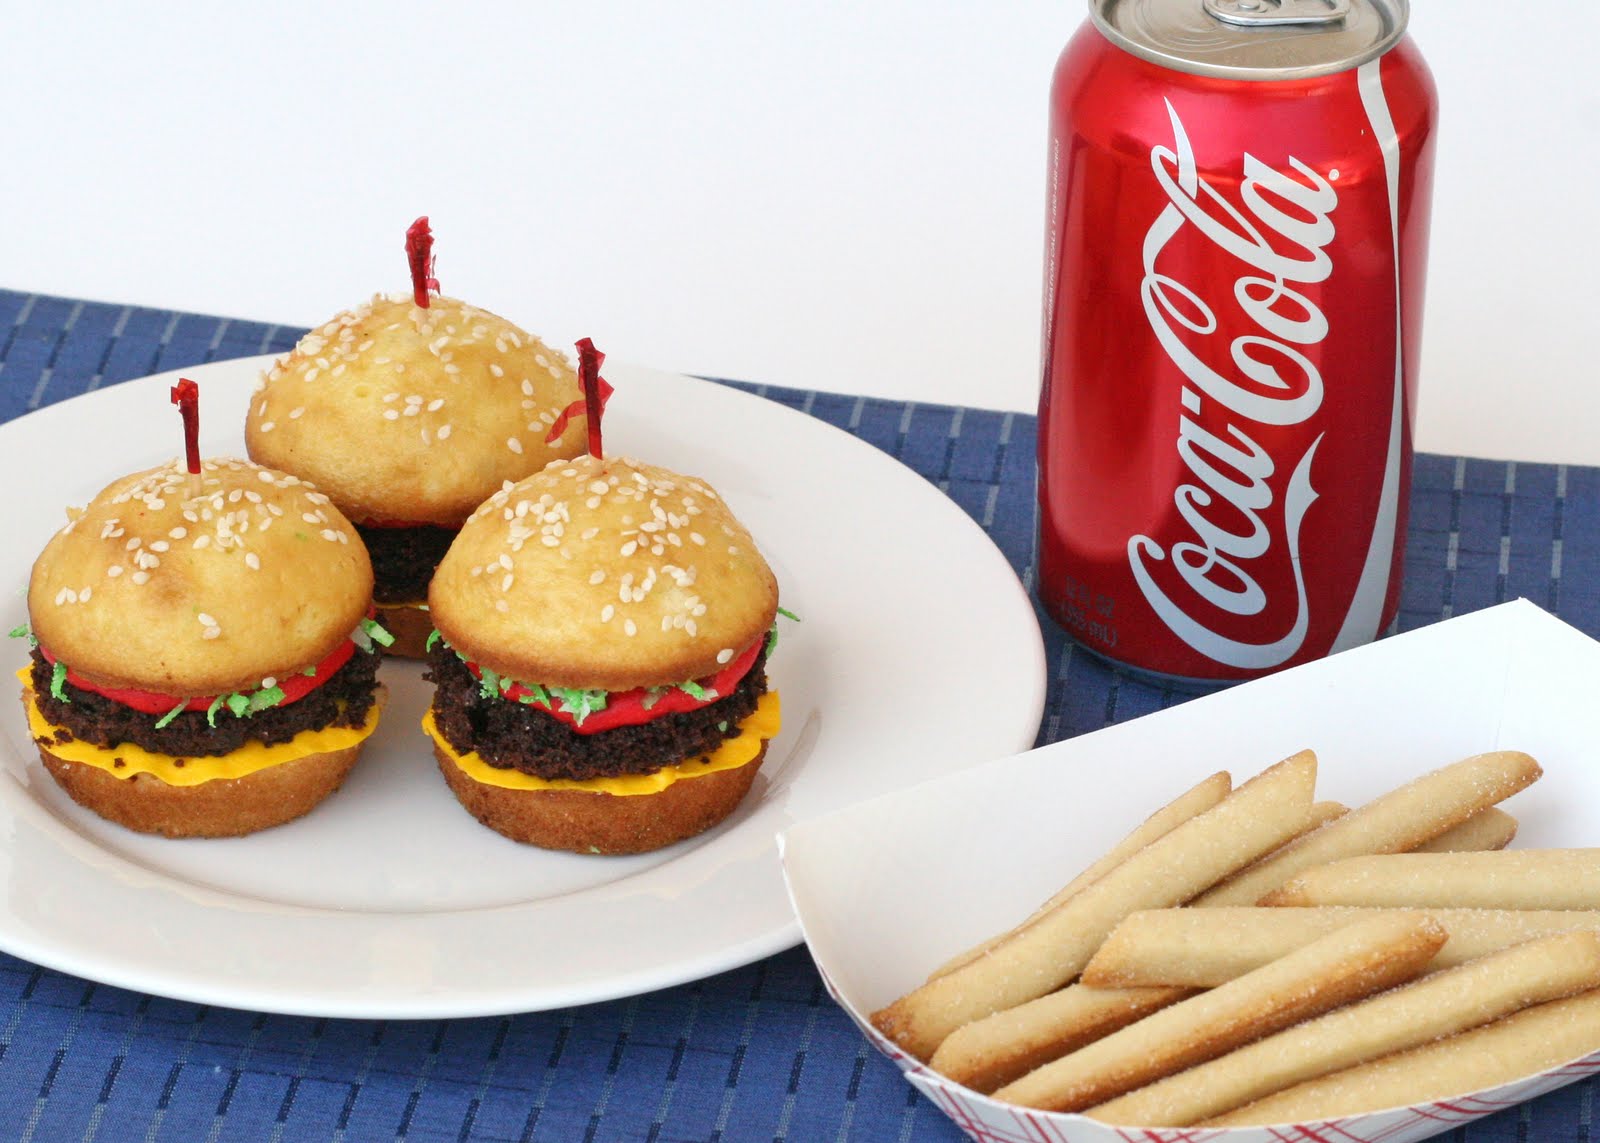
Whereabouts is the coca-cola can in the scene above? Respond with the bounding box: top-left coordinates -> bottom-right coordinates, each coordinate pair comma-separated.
1036,0 -> 1437,684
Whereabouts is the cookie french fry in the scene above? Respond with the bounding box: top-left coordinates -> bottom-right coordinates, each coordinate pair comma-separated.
1082,906 -> 1600,988
1412,806 -> 1517,853
991,914 -> 1446,1113
1084,931 -> 1600,1127
1209,987 -> 1600,1126
925,771 -> 1231,982
929,985 -> 1193,1094
1194,750 -> 1541,907
1263,849 -> 1600,909
869,751 -> 1318,1060
1207,989 -> 1600,1126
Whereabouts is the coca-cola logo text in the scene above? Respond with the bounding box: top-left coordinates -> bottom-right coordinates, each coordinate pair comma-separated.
1128,100 -> 1339,670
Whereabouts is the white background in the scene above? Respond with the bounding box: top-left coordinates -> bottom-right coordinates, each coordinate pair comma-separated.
3,3 -> 1596,464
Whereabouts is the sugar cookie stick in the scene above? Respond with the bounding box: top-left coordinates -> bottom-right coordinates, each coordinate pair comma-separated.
1412,806 -> 1517,853
1084,930 -> 1600,1127
929,985 -> 1193,1094
1208,989 -> 1600,1126
1263,849 -> 1600,909
925,771 -> 1231,982
991,914 -> 1446,1113
1194,750 -> 1541,907
869,751 -> 1318,1061
1082,907 -> 1600,988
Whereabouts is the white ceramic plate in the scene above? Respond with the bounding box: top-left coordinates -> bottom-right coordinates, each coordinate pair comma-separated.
0,355 -> 1045,1018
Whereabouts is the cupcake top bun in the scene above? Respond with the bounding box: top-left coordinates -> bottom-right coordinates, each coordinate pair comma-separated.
429,455 -> 778,692
244,293 -> 587,526
27,457 -> 372,696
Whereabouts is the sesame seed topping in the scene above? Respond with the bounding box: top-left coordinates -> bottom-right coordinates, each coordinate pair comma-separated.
438,424 -> 452,439
624,619 -> 637,637
589,570 -> 605,585
383,409 -> 400,421
289,406 -> 305,419
149,540 -> 170,553
319,528 -> 342,543
168,527 -> 187,539
490,363 -> 504,377
427,398 -> 445,412
245,552 -> 261,570
717,648 -> 734,664
131,571 -> 150,585
507,437 -> 524,454
202,626 -> 221,640
601,604 -> 615,622
107,566 -> 123,578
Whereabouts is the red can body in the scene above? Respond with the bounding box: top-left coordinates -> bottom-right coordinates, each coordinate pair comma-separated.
1036,15 -> 1437,683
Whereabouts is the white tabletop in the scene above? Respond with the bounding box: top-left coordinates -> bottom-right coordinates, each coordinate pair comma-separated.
4,3 -> 1595,465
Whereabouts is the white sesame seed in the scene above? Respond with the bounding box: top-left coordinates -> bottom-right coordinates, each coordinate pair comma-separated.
501,573 -> 514,591
197,613 -> 217,627
495,599 -> 509,612
601,604 -> 615,622
621,541 -> 638,557
168,527 -> 187,539
107,565 -> 123,578
259,422 -> 275,433
427,398 -> 445,412
131,571 -> 150,585
438,424 -> 452,439
245,552 -> 260,570
383,409 -> 400,421
193,535 -> 211,550
319,529 -> 341,542
498,554 -> 513,570
624,619 -> 637,636
717,648 -> 734,664
507,437 -> 524,454
686,620 -> 698,636
589,570 -> 605,585
202,626 -> 221,640
289,406 -> 305,419
261,677 -> 277,689
149,541 -> 170,553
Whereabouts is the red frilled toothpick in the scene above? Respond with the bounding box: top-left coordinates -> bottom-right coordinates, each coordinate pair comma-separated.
170,378 -> 203,497
545,338 -> 614,457
406,216 -> 439,308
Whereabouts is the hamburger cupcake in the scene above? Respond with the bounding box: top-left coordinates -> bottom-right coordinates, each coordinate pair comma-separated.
244,219 -> 588,657
17,456 -> 388,838
423,451 -> 783,855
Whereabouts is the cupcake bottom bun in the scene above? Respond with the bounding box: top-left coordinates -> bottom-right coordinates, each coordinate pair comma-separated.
431,736 -> 770,855
22,677 -> 385,838
39,741 -> 364,839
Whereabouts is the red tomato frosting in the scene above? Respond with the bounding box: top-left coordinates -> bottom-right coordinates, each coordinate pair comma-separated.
37,638 -> 357,714
461,635 -> 766,736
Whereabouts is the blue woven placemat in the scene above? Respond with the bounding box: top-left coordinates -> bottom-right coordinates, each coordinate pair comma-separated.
2,288 -> 1597,1142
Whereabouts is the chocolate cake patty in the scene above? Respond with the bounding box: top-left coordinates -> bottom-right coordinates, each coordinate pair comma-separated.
356,522 -> 458,604
425,638 -> 769,783
29,646 -> 381,759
